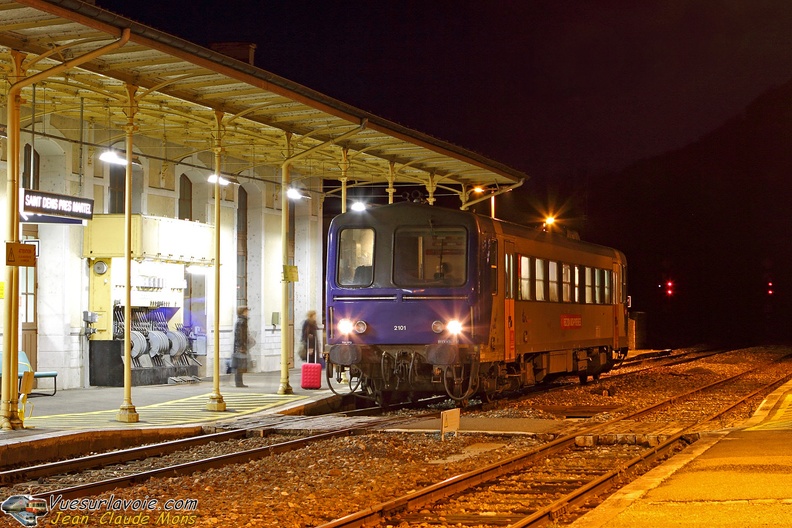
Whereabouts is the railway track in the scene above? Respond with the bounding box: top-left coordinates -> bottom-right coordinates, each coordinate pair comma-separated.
0,410 -> 436,503
607,345 -> 733,376
0,349 -> 748,490
471,346 -> 739,414
318,353 -> 792,527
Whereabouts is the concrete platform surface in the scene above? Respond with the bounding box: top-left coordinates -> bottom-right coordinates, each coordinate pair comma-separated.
572,379 -> 792,528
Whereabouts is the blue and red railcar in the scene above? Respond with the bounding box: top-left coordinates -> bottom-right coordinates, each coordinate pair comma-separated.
325,202 -> 628,405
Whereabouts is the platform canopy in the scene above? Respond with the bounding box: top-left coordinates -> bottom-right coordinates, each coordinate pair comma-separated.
0,0 -> 526,205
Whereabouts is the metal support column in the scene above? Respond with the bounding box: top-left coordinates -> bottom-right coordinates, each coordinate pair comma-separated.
339,149 -> 349,213
1,51 -> 25,431
278,121 -> 367,394
387,162 -> 396,204
117,83 -> 139,423
207,111 -> 226,411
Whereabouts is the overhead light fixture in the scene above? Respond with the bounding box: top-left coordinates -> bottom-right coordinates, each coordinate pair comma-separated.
287,187 -> 310,200
208,174 -> 230,186
99,150 -> 141,166
99,150 -> 126,165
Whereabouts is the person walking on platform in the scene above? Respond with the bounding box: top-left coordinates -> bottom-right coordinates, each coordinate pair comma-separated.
299,310 -> 319,363
232,306 -> 251,387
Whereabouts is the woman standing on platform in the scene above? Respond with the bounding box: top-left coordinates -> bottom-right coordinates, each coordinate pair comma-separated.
299,310 -> 318,363
232,306 -> 250,387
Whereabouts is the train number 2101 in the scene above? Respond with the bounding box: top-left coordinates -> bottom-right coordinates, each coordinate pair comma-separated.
393,325 -> 407,331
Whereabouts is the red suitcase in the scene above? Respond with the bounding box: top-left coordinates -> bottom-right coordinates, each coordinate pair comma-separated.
300,336 -> 322,389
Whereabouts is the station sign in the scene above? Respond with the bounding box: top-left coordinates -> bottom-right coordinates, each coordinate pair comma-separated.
21,189 -> 94,221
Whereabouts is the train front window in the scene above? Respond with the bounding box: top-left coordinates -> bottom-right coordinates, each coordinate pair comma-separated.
338,228 -> 374,287
393,226 -> 467,286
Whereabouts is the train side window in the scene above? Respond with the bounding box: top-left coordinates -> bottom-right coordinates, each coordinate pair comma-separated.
595,269 -> 603,304
604,270 -> 613,304
518,255 -> 531,300
548,261 -> 559,302
562,263 -> 572,302
574,265 -> 581,303
338,228 -> 374,287
535,258 -> 546,301
585,267 -> 593,303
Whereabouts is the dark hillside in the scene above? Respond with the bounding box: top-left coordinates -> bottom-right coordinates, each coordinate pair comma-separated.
585,78 -> 792,346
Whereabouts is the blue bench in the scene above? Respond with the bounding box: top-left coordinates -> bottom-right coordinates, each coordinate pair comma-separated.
0,350 -> 57,396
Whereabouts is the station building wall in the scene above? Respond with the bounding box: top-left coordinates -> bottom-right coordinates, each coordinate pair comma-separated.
0,112 -> 324,389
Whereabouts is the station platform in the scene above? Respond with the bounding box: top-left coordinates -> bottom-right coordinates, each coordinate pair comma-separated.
4,371 -> 792,528
572,379 -> 792,528
0,368 -> 340,464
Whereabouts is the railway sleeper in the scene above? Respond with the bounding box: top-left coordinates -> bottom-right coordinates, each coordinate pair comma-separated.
575,430 -> 685,447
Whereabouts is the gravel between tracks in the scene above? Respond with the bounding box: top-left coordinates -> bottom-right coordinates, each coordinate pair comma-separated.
5,345 -> 790,527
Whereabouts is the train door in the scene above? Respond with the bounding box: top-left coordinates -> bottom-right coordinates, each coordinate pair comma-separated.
504,240 -> 516,362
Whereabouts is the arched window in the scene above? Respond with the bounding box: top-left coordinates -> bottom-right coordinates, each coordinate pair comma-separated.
108,164 -> 143,214
23,144 -> 39,189
178,174 -> 193,220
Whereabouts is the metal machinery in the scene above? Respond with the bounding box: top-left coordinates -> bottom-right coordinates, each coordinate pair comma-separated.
83,215 -> 214,386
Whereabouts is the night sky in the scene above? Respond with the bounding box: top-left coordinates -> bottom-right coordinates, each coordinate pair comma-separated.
94,1 -> 792,176
95,0 -> 792,345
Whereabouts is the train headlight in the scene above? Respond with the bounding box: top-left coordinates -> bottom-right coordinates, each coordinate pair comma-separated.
432,319 -> 463,335
446,319 -> 463,335
353,320 -> 368,334
339,318 -> 368,335
338,318 -> 354,336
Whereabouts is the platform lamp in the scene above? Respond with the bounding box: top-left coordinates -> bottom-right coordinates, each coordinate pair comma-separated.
99,149 -> 126,165
208,174 -> 232,186
286,182 -> 311,200
99,105 -> 123,165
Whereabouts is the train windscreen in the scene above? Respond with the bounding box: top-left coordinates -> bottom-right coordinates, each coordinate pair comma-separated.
337,228 -> 374,287
393,226 -> 467,286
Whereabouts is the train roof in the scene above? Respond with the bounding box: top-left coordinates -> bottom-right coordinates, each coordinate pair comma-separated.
489,214 -> 626,261
330,202 -> 626,262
